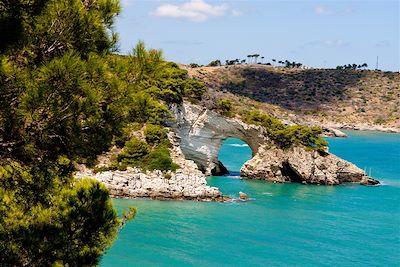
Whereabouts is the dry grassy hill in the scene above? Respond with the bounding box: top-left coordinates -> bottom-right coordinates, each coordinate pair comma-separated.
186,64 -> 400,131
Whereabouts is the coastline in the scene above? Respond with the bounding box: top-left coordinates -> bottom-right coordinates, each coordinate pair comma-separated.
74,103 -> 384,201
321,123 -> 400,136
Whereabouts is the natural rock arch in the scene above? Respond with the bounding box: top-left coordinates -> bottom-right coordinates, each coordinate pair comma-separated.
75,102 -> 379,202
217,138 -> 253,175
168,103 -> 267,175
168,102 -> 379,185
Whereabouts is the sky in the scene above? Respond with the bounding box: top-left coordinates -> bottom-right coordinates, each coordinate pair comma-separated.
115,0 -> 399,71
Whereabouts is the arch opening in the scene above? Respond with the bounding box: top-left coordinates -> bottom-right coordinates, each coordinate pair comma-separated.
215,138 -> 253,176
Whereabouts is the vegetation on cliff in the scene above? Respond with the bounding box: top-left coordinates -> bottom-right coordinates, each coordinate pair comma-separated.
240,110 -> 327,151
0,0 -> 344,264
187,64 -> 400,129
0,0 -> 205,265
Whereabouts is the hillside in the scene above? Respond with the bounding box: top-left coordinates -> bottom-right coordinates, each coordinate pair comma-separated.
186,64 -> 400,131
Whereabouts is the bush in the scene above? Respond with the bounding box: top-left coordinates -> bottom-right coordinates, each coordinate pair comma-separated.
118,137 -> 149,164
129,93 -> 169,124
117,137 -> 179,171
144,146 -> 179,171
144,124 -> 167,145
184,79 -> 207,103
216,99 -> 234,117
208,60 -> 221,67
114,123 -> 143,147
240,110 -> 327,151
241,110 -> 284,131
189,63 -> 201,68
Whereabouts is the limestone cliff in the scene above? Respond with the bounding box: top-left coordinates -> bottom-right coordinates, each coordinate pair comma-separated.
240,145 -> 378,185
75,131 -> 224,201
167,102 -> 267,175
168,102 -> 379,186
75,102 -> 378,202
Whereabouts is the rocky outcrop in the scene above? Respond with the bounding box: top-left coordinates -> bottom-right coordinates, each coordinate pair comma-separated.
75,102 -> 379,202
240,145 -> 379,185
75,166 -> 224,201
239,192 -> 249,200
168,102 -> 379,186
167,102 -> 267,175
75,131 -> 226,201
321,127 -> 347,137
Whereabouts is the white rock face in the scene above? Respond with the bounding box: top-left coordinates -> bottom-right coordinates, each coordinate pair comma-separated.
75,132 -> 223,200
240,145 -> 378,185
75,101 -> 379,202
168,102 -> 378,186
167,102 -> 267,175
75,166 -> 222,200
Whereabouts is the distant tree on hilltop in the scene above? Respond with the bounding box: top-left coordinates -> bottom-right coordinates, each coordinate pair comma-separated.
190,63 -> 201,68
208,60 -> 221,67
336,63 -> 369,70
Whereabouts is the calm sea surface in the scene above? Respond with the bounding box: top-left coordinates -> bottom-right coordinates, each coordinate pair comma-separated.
101,131 -> 400,266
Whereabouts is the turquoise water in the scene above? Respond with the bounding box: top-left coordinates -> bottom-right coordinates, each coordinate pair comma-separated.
101,131 -> 400,266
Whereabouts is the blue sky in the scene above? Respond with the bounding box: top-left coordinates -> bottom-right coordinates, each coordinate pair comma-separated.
115,0 -> 399,71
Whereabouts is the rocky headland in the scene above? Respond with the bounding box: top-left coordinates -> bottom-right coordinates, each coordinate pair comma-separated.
75,102 -> 379,201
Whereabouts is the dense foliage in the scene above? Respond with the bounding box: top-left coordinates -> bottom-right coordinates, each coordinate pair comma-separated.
241,110 -> 327,151
0,0 -> 206,265
0,0 -> 120,61
0,1 -> 327,265
215,99 -> 234,117
0,161 -> 119,266
144,124 -> 167,145
116,136 -> 179,172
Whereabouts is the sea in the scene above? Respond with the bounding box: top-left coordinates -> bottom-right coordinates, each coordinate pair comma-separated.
101,131 -> 400,266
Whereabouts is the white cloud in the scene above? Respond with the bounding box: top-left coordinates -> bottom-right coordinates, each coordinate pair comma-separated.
151,0 -> 239,22
231,9 -> 241,17
315,6 -> 334,15
314,5 -> 353,16
297,40 -> 350,50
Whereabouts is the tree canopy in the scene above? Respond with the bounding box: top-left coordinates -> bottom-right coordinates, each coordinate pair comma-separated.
0,0 -> 208,265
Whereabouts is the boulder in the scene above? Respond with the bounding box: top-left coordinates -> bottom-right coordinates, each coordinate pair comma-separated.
241,145 -> 378,185
239,192 -> 249,200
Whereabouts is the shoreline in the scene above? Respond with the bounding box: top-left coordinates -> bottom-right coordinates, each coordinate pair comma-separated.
110,194 -> 232,202
337,125 -> 400,134
321,122 -> 400,135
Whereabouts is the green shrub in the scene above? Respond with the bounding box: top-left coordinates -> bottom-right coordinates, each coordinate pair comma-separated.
208,60 -> 222,67
241,110 -> 284,131
144,124 -> 167,145
189,63 -> 201,68
117,162 -> 128,171
114,122 -> 143,147
129,92 -> 169,124
144,146 -> 179,171
118,137 -> 149,163
93,165 -> 112,173
374,117 -> 386,125
116,137 -> 178,171
184,79 -> 207,102
216,99 -> 234,117
240,110 -> 327,151
273,125 -> 327,151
